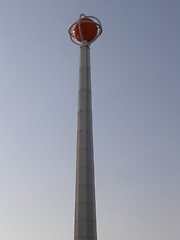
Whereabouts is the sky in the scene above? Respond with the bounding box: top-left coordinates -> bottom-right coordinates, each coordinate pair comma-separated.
0,0 -> 179,240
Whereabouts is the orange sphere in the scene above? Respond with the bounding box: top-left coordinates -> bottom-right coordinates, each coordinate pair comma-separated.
72,17 -> 98,42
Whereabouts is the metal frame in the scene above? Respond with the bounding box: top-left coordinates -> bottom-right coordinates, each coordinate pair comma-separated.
68,13 -> 103,46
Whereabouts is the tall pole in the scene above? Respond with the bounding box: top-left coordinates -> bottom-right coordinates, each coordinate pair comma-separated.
68,14 -> 102,240
75,44 -> 96,239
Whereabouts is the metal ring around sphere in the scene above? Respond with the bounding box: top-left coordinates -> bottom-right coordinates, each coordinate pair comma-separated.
68,14 -> 103,46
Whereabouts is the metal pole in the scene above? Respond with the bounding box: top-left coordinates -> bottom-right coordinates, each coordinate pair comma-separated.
74,44 -> 97,240
68,14 -> 102,240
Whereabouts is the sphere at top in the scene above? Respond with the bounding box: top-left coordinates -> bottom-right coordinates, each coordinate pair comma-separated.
72,17 -> 98,43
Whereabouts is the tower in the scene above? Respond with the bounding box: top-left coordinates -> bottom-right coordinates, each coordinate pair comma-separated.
68,14 -> 103,240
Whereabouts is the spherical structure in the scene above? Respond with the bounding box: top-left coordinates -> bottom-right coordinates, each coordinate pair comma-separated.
68,14 -> 102,46
72,17 -> 98,43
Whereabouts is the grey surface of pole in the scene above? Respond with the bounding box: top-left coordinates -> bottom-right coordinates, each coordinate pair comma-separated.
74,44 -> 97,240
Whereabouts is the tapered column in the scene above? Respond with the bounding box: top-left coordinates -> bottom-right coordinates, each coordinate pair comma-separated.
74,44 -> 97,240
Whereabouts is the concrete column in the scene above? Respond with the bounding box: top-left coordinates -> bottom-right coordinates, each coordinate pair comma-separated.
74,44 -> 97,240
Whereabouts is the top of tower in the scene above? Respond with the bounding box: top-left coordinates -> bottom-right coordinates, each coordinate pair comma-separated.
68,14 -> 103,46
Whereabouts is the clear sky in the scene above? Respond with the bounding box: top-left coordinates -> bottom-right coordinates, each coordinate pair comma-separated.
0,0 -> 179,240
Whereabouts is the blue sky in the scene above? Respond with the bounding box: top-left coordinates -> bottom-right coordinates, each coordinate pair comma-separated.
0,0 -> 179,240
